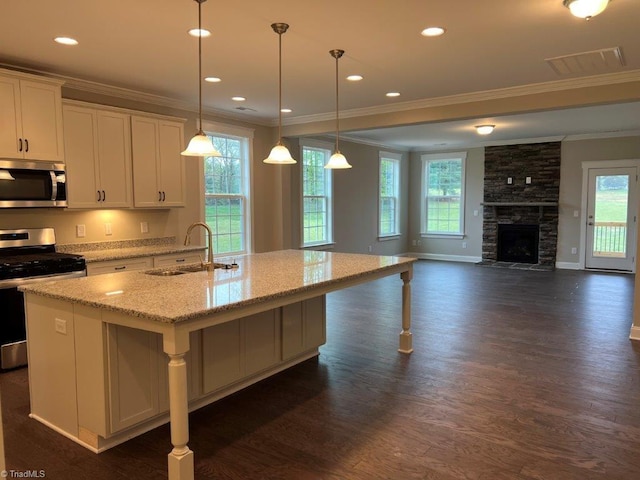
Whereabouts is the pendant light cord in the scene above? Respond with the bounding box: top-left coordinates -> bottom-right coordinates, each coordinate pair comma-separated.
330,49 -> 344,153
278,30 -> 283,144
197,0 -> 204,134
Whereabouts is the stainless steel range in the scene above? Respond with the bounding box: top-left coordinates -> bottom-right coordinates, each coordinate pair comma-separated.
0,228 -> 86,369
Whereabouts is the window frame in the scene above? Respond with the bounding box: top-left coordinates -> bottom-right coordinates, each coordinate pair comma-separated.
200,121 -> 254,255
300,140 -> 334,248
420,152 -> 467,238
378,151 -> 402,239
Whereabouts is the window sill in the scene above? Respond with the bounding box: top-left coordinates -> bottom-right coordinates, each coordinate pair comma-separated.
378,234 -> 401,242
421,233 -> 465,240
300,242 -> 336,250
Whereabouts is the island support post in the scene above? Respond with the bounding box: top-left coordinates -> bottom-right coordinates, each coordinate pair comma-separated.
399,268 -> 413,353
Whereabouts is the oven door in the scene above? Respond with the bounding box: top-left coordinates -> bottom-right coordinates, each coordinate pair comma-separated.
0,270 -> 86,370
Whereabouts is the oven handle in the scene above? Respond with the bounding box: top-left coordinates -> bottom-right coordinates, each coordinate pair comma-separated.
0,270 -> 87,289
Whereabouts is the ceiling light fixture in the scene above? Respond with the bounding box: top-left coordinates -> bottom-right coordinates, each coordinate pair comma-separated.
325,49 -> 352,170
54,36 -> 78,45
182,0 -> 221,157
281,108 -> 292,113
188,28 -> 211,37
347,74 -> 363,81
264,23 -> 296,165
421,27 -> 446,37
563,0 -> 609,19
475,124 -> 495,135
204,76 -> 221,83
386,92 -> 400,98
231,96 -> 246,101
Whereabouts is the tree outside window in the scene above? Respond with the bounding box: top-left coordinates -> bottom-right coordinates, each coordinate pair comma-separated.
421,153 -> 466,235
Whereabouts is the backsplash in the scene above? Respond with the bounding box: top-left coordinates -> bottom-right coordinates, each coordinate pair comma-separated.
57,236 -> 177,253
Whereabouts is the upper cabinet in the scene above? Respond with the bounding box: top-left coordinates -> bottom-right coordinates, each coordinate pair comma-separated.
63,103 -> 132,208
0,70 -> 65,162
131,116 -> 186,208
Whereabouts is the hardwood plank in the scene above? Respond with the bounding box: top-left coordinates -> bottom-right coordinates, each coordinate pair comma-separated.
2,260 -> 639,479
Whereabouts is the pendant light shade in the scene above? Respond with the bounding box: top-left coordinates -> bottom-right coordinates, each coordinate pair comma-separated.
182,0 -> 221,157
325,49 -> 352,169
264,23 -> 296,165
563,0 -> 609,19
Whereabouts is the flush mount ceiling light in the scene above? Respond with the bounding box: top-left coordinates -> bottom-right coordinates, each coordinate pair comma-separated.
421,26 -> 446,37
182,0 -> 221,157
563,0 -> 610,19
54,36 -> 78,45
325,49 -> 352,170
264,23 -> 296,165
475,124 -> 495,135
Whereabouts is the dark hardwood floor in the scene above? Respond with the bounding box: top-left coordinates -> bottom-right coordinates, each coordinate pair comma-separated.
2,260 -> 640,479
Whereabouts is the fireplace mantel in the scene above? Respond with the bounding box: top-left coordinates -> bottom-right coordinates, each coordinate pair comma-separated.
482,202 -> 558,219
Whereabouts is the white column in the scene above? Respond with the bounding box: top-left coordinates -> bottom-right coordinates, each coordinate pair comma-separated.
164,330 -> 194,480
399,267 -> 413,353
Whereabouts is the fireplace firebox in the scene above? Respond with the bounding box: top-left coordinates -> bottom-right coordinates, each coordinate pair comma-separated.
497,224 -> 539,264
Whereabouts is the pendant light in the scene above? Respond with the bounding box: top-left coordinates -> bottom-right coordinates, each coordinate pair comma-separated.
264,23 -> 296,164
563,0 -> 609,20
325,49 -> 352,169
182,0 -> 221,157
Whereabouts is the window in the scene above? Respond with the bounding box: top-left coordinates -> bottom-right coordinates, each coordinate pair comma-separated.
379,152 -> 401,237
302,143 -> 332,246
203,124 -> 252,255
421,152 -> 466,236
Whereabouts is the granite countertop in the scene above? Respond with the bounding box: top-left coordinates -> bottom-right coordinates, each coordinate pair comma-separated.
57,236 -> 206,263
78,244 -> 207,263
21,250 -> 415,324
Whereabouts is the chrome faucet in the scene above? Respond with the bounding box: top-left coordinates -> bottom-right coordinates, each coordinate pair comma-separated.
184,222 -> 215,272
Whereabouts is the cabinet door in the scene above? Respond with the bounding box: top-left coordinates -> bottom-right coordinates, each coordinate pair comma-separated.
153,252 -> 203,268
282,296 -> 326,360
107,325 -> 159,433
157,121 -> 185,207
202,321 -> 243,394
0,76 -> 23,158
63,106 -> 100,208
20,80 -> 65,161
131,116 -> 161,207
86,257 -> 153,276
96,111 -> 132,207
245,310 -> 281,375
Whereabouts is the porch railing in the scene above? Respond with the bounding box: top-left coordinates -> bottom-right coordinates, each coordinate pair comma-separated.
594,221 -> 627,255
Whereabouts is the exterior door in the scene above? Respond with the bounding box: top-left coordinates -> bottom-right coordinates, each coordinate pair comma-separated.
585,167 -> 637,271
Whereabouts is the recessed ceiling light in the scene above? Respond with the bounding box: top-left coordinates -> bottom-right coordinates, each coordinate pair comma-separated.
475,124 -> 495,135
232,96 -> 246,102
281,108 -> 292,113
346,75 -> 363,81
386,92 -> 401,97
421,27 -> 446,37
188,28 -> 211,38
204,77 -> 221,83
54,36 -> 78,46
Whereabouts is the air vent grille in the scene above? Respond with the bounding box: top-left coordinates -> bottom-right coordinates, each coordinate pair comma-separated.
546,47 -> 625,75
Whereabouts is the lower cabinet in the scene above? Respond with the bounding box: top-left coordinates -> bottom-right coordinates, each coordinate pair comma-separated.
26,294 -> 326,449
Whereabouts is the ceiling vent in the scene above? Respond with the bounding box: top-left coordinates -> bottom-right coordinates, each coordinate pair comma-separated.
546,47 -> 625,75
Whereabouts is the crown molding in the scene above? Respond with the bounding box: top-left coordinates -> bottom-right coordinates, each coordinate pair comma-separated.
283,69 -> 640,126
0,62 -> 273,127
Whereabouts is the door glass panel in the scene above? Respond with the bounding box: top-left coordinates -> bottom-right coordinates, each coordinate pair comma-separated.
593,174 -> 628,258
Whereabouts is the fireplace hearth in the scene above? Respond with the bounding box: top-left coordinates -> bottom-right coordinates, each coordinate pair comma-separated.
497,224 -> 539,264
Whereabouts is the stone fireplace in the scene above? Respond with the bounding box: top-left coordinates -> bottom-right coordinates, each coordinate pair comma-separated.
481,142 -> 560,268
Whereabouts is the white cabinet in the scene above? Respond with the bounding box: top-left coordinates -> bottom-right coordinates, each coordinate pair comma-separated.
86,257 -> 153,276
153,251 -> 203,268
63,104 -> 132,208
131,116 -> 185,208
0,71 -> 64,161
202,309 -> 281,394
282,296 -> 326,360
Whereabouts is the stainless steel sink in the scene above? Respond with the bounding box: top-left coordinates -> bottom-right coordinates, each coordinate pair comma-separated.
145,269 -> 187,276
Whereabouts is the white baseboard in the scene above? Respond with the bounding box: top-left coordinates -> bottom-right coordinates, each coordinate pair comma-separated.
629,326 -> 640,341
407,253 -> 482,263
556,262 -> 581,270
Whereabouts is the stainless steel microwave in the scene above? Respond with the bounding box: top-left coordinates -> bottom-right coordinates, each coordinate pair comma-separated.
0,160 -> 67,208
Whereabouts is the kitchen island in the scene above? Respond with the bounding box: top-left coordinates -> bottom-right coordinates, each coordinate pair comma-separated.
21,249 -> 415,480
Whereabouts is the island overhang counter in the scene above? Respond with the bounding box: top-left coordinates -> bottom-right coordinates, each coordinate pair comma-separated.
20,249 -> 416,480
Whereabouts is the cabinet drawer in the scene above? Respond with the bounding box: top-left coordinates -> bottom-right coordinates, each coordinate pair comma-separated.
153,252 -> 203,268
86,257 -> 153,276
